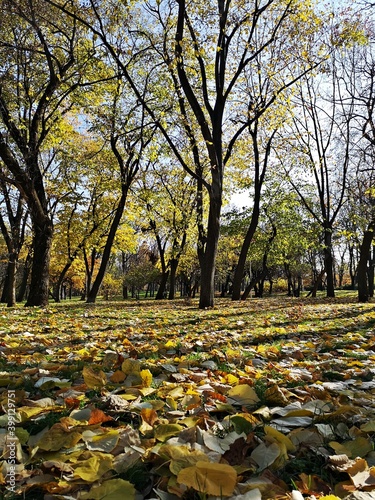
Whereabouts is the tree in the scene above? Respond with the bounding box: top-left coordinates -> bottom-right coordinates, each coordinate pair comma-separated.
329,18 -> 375,301
136,161 -> 196,300
49,135 -> 121,302
0,178 -> 28,306
279,57 -> 355,297
48,0 -> 327,308
85,79 -> 156,303
0,0 -> 95,305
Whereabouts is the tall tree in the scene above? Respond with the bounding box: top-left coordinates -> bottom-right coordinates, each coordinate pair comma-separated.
49,135 -> 120,302
0,178 -> 28,306
137,161 -> 196,300
279,58 -> 355,297
85,79 -> 156,303
0,0 -> 95,305
348,38 -> 375,301
48,0 -> 327,308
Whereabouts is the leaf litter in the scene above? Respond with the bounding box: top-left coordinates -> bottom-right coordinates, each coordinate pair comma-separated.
1,296 -> 375,499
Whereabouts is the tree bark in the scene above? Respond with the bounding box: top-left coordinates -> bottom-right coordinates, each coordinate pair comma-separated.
156,270 -> 169,300
368,246 -> 374,297
6,253 -> 17,307
25,217 -> 53,306
86,192 -> 127,303
358,222 -> 375,303
198,181 -> 221,308
241,220 -> 276,300
1,269 -> 10,304
168,259 -> 178,300
231,204 -> 260,300
17,250 -> 32,302
323,227 -> 335,298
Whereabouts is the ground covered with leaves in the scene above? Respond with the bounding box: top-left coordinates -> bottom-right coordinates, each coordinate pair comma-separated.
1,294 -> 375,500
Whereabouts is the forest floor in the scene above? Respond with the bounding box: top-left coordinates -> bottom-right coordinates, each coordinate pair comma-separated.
1,292 -> 375,500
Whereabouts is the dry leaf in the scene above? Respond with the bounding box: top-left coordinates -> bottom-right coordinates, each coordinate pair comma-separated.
177,461 -> 237,496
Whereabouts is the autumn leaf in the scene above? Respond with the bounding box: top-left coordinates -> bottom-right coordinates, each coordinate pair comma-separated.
3,296 -> 375,498
227,384 -> 260,406
79,478 -> 136,499
140,369 -> 153,387
82,366 -> 107,389
329,437 -> 373,458
154,423 -> 184,442
346,458 -> 375,488
88,408 -> 113,425
73,452 -> 113,481
177,461 -> 237,496
110,370 -> 126,383
36,423 -> 82,451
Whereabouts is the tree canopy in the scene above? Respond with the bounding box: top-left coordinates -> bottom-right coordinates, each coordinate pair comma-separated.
0,0 -> 373,306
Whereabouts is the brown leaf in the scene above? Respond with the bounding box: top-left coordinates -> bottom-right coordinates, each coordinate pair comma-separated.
88,408 -> 113,425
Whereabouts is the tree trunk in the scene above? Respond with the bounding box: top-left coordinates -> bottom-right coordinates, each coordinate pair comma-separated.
86,192 -> 127,303
1,269 -> 10,304
368,247 -> 374,297
269,278 -> 273,295
1,259 -> 17,307
323,228 -> 335,298
307,268 -> 326,298
53,265 -> 71,303
6,254 -> 17,307
358,222 -> 374,303
241,271 -> 266,300
156,270 -> 169,300
348,244 -> 356,289
17,250 -> 32,302
25,218 -> 53,306
241,221 -> 276,301
168,258 -> 178,300
198,187 -> 221,309
231,204 -> 260,300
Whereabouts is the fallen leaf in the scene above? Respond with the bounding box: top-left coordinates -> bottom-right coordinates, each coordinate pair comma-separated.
79,478 -> 136,499
177,461 -> 237,496
227,384 -> 260,406
82,366 -> 107,389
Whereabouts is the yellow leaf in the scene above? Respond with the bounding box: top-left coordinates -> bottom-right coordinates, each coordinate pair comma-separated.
157,444 -> 209,475
164,340 -> 175,348
37,423 -> 82,451
265,425 -> 296,452
140,369 -> 153,387
73,452 -> 113,481
79,478 -> 136,499
154,423 -> 184,442
177,461 -> 237,496
227,384 -> 260,406
168,386 -> 185,399
18,406 -> 51,421
225,373 -> 239,384
82,366 -> 107,389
